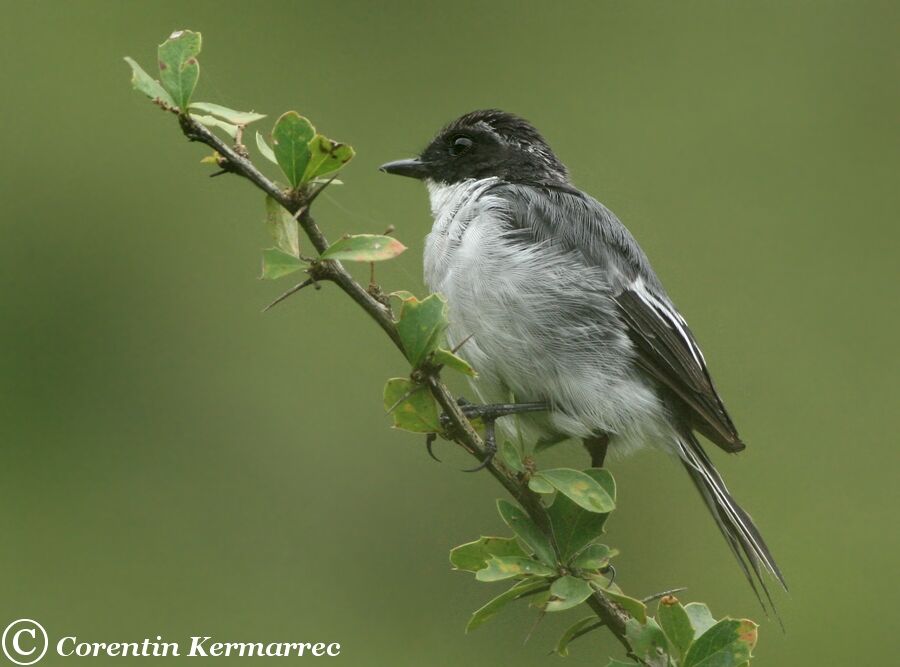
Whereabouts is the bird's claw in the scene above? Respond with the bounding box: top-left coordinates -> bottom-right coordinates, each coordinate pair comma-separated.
601,564 -> 617,588
425,433 -> 441,463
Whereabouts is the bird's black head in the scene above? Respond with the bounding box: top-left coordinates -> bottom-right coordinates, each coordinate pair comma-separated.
380,109 -> 569,186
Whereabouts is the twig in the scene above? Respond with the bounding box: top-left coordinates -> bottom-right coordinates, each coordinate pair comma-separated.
173,112 -> 641,662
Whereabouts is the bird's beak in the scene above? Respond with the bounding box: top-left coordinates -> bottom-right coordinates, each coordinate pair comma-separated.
379,158 -> 429,179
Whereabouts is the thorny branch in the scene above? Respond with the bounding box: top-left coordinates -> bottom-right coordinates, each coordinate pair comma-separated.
175,114 -> 644,663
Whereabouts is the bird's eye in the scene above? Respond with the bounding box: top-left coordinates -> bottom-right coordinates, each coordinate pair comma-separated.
449,136 -> 473,156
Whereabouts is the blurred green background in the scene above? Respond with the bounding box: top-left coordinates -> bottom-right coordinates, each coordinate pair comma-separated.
1,1 -> 897,664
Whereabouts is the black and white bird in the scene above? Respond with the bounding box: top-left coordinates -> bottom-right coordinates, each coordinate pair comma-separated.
380,109 -> 786,609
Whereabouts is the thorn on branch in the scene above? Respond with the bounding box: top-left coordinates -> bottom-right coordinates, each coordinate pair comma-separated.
262,277 -> 320,312
451,333 -> 475,354
305,174 -> 338,207
641,587 -> 688,604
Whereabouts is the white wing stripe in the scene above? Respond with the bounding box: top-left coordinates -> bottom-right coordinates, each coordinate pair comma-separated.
630,278 -> 706,367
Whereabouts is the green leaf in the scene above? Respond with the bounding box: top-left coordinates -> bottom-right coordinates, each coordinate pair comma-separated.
432,348 -> 476,376
466,580 -> 550,633
157,30 -> 201,110
534,468 -> 615,513
382,378 -> 440,433
396,294 -> 448,367
527,475 -> 554,494
256,131 -> 278,164
626,618 -> 670,667
555,616 -> 604,657
188,102 -> 265,124
260,248 -> 304,280
658,595 -> 695,660
496,500 -> 556,567
450,537 -> 527,573
272,112 -> 315,189
571,543 -> 613,570
498,439 -> 524,473
475,556 -> 556,582
606,660 -> 639,666
683,619 -> 757,667
604,589 -> 648,624
320,234 -> 407,262
265,196 -> 299,257
546,469 -> 616,563
124,57 -> 175,107
190,113 -> 238,138
685,602 -> 717,638
302,134 -> 355,182
545,575 -> 593,612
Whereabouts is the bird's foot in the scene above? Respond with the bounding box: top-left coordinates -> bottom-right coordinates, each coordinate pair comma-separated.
426,399 -> 548,472
463,419 -> 497,472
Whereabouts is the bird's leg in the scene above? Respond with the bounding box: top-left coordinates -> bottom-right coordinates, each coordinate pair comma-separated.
455,401 -> 549,422
582,433 -> 610,468
464,418 -> 497,472
429,400 -> 549,470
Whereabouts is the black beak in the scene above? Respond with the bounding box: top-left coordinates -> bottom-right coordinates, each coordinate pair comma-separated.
379,158 -> 429,179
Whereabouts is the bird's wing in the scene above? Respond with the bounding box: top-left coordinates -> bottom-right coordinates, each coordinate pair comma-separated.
491,182 -> 745,452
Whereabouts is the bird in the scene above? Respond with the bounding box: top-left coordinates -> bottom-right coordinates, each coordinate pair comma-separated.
379,109 -> 786,612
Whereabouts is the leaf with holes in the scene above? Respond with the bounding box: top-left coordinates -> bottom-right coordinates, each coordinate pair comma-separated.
272,112 -> 315,189
320,235 -> 406,262
157,30 -> 201,110
260,248 -> 304,280
396,294 -> 448,367
124,57 -> 175,107
382,378 -> 440,433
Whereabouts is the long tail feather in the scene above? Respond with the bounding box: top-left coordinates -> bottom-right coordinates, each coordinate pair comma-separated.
676,433 -> 787,618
